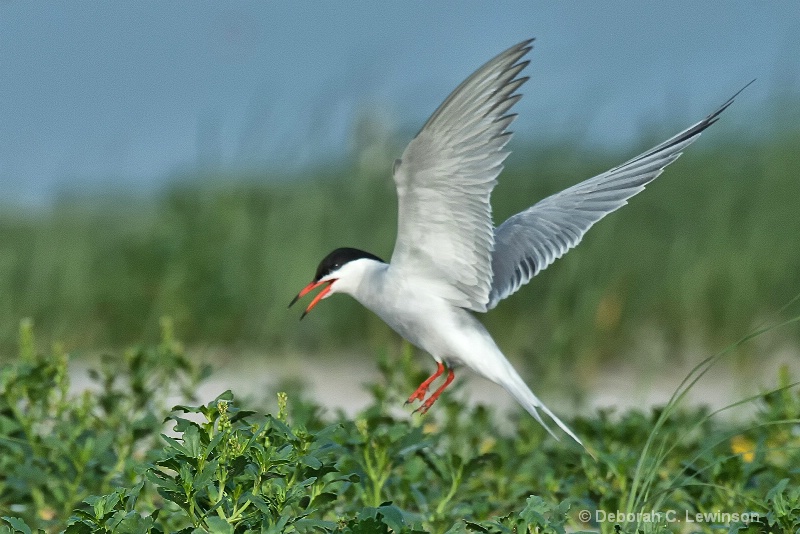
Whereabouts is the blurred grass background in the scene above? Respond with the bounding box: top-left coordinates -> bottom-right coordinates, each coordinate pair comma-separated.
1,112 -> 799,375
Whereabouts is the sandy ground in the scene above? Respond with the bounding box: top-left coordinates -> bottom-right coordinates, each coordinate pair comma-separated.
67,340 -> 800,422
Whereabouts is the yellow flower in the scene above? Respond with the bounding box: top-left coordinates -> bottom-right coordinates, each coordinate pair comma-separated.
730,435 -> 755,463
479,436 -> 497,454
422,422 -> 439,434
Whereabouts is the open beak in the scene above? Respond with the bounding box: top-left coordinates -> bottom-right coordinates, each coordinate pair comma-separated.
288,279 -> 336,320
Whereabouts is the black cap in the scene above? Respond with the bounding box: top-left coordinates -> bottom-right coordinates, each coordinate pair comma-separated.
313,247 -> 385,281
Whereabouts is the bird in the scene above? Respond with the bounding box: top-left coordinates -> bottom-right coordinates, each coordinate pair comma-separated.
289,38 -> 748,448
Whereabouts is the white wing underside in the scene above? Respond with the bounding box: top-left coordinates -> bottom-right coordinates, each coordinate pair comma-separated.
390,39 -> 533,310
390,38 -> 745,313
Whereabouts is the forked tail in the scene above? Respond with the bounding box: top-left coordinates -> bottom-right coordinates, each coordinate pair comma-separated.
502,367 -> 586,450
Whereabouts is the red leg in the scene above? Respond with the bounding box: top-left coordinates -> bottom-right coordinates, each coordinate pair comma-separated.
405,362 -> 445,404
413,369 -> 455,415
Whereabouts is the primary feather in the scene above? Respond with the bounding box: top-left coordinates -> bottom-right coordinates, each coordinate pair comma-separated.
487,83 -> 748,309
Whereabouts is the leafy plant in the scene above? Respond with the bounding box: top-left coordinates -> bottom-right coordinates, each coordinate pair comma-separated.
1,317 -> 799,533
0,318 -> 206,530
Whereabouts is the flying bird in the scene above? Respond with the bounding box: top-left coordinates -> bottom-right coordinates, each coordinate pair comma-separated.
290,39 -> 746,447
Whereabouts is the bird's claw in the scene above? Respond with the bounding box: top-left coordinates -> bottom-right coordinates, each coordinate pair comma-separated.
406,363 -> 445,405
405,389 -> 428,405
412,402 -> 432,415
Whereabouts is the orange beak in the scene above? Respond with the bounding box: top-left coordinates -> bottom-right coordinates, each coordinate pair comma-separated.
288,279 -> 336,320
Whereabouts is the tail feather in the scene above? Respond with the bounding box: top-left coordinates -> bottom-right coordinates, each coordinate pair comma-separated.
503,369 -> 585,449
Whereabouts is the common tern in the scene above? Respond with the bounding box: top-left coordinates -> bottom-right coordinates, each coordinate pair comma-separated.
290,39 -> 746,447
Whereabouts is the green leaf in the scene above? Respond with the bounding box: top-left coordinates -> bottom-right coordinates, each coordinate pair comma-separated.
1,517 -> 32,534
416,449 -> 444,479
293,518 -> 338,530
160,433 -> 190,456
299,454 -> 322,469
182,424 -> 203,457
229,409 -> 256,423
193,457 -> 219,488
204,516 -> 234,534
376,504 -> 406,531
214,390 -> 235,402
204,429 -> 226,455
145,469 -> 183,493
85,491 -> 121,519
766,478 -> 789,502
312,492 -> 339,507
339,517 -> 388,534
64,520 -> 94,534
170,404 -> 204,414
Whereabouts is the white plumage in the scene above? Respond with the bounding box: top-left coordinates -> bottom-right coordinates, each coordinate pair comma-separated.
291,39 -> 746,448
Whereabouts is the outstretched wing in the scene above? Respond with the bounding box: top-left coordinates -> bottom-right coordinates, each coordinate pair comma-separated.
390,39 -> 533,310
487,84 -> 749,310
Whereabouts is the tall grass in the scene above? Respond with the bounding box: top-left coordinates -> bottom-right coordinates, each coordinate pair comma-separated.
0,127 -> 798,368
623,295 -> 800,531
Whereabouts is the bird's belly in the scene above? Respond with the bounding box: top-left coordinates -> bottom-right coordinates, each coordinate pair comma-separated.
372,304 -> 441,353
367,298 -> 482,367
353,270 -> 494,365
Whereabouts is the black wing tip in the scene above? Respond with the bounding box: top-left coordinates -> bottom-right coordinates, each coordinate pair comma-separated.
723,78 -> 756,106
658,78 -> 755,153
514,60 -> 532,73
515,39 -> 535,61
701,78 -> 756,128
501,39 -> 535,66
516,37 -> 536,51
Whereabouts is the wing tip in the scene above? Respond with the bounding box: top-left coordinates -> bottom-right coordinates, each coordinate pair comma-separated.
647,78 -> 754,156
695,78 -> 756,134
504,38 -> 535,65
517,37 -> 535,51
716,78 -> 756,113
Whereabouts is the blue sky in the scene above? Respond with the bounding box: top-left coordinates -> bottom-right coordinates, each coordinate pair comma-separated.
1,2 -> 798,204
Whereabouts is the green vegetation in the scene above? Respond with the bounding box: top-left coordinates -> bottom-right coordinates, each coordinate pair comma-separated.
1,319 -> 799,533
1,128 -> 799,374
1,112 -> 799,531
